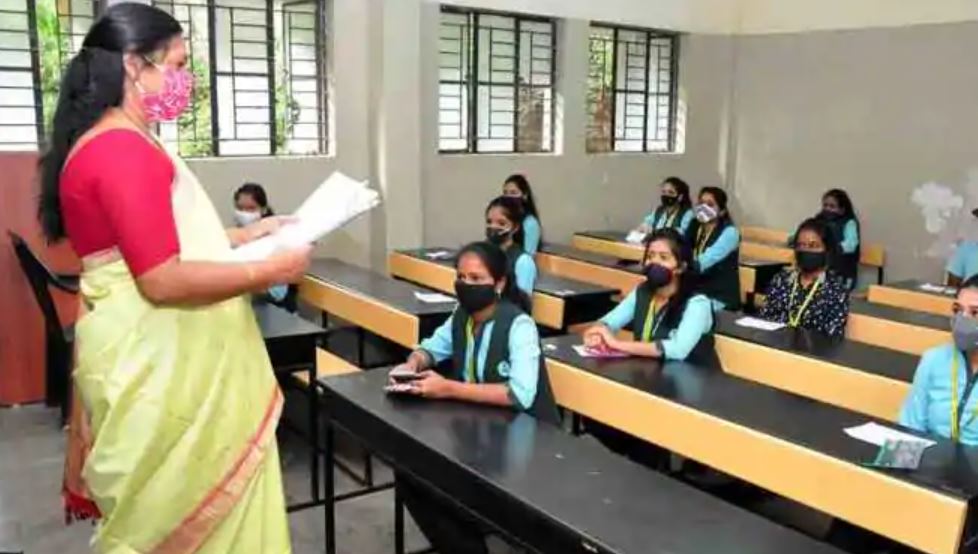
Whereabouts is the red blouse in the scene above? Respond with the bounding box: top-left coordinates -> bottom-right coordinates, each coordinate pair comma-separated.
60,129 -> 180,277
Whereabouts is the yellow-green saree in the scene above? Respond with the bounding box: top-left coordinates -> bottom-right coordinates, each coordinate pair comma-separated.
66,142 -> 291,553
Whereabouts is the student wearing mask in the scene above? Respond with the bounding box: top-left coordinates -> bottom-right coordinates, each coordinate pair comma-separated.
390,241 -> 559,554
686,187 -> 741,311
900,275 -> 978,445
233,183 -> 293,310
502,174 -> 543,255
791,189 -> 861,289
485,196 -> 537,296
946,209 -> 978,287
635,177 -> 694,235
761,218 -> 850,338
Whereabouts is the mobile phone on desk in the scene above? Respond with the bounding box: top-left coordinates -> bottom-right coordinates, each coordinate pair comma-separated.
389,366 -> 424,383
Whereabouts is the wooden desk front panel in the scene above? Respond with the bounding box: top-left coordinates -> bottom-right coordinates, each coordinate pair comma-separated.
300,276 -> 420,348
535,252 -> 643,296
847,313 -> 949,356
571,234 -> 644,262
868,286 -> 954,317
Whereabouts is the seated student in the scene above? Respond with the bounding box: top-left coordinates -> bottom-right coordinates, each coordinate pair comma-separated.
761,218 -> 849,338
946,209 -> 978,287
485,196 -> 537,296
686,186 -> 741,311
635,177 -> 694,236
233,183 -> 294,310
502,174 -> 543,255
900,275 -> 978,445
583,228 -> 715,364
389,241 -> 559,554
791,189 -> 861,289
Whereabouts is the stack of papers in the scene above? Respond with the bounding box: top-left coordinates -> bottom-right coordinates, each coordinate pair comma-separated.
625,230 -> 647,245
228,172 -> 380,262
734,316 -> 786,332
843,422 -> 936,448
413,292 -> 456,304
572,345 -> 630,359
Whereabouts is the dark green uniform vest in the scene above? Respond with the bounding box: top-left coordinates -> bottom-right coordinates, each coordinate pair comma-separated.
650,206 -> 689,230
631,285 -> 718,367
449,301 -> 561,425
817,214 -> 859,288
686,219 -> 741,310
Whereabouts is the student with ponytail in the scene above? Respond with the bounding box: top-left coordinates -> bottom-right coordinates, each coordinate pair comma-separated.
48,4 -> 305,551
485,195 -> 537,295
389,241 -> 559,554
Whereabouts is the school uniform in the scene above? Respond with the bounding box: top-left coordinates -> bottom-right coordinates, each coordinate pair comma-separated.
642,206 -> 694,235
759,269 -> 850,338
522,214 -> 542,255
587,287 -> 716,466
502,243 -> 537,296
686,219 -> 741,310
792,215 -> 860,288
947,240 -> 978,282
900,343 -> 978,445
400,300 -> 560,554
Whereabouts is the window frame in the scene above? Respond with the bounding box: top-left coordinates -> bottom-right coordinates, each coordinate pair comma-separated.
438,4 -> 557,155
587,22 -> 680,154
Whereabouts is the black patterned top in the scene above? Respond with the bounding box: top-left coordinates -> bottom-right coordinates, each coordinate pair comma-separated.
759,269 -> 850,338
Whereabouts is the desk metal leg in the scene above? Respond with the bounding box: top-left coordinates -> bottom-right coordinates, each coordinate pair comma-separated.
357,326 -> 366,367
324,424 -> 336,554
394,476 -> 405,554
309,366 -> 320,502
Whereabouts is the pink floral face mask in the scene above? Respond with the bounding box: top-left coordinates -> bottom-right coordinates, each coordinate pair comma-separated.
137,63 -> 193,122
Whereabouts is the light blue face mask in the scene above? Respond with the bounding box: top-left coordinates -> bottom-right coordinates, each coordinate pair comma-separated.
233,209 -> 261,227
952,312 -> 978,352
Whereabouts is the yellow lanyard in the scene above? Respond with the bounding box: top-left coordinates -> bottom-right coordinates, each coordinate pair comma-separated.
694,224 -> 715,257
464,319 -> 477,383
641,299 -> 666,342
787,273 -> 822,328
657,207 -> 678,229
950,353 -> 978,442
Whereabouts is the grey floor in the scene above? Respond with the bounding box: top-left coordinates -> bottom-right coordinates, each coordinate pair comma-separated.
0,403 -> 430,554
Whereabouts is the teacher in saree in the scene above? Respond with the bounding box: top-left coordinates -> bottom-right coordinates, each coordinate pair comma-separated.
39,3 -> 311,552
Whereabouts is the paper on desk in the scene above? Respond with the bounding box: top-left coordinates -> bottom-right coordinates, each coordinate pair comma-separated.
919,283 -> 955,295
424,250 -> 454,260
735,316 -> 786,332
625,230 -> 647,245
228,172 -> 380,262
844,422 -> 936,448
414,291 -> 456,304
572,344 -> 630,359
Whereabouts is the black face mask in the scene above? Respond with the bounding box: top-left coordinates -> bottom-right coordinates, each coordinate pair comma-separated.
485,227 -> 511,245
454,281 -> 498,313
644,263 -> 674,289
661,195 -> 678,208
795,250 -> 827,273
820,209 -> 841,221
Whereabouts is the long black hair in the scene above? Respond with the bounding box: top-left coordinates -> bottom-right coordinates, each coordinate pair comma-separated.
661,176 -> 693,212
698,186 -> 733,225
38,3 -> 183,241
503,174 -> 540,220
821,188 -> 860,237
485,195 -> 526,248
456,241 -> 531,313
794,217 -> 841,271
642,228 -> 697,329
235,182 -> 274,217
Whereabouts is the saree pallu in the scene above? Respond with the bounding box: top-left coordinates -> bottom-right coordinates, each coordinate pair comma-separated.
69,143 -> 291,553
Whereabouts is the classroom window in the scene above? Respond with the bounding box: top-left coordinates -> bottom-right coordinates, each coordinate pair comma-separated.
587,24 -> 678,153
0,0 -> 96,151
438,6 -> 556,154
154,0 -> 328,157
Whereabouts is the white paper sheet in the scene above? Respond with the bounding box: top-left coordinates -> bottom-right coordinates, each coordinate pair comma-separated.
734,316 -> 786,332
424,250 -> 454,260
625,230 -> 647,245
228,172 -> 380,262
413,292 -> 456,304
571,344 -> 630,359
843,422 -> 936,448
918,283 -> 955,295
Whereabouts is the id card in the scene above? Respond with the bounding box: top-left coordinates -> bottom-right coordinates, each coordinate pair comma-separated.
863,439 -> 926,470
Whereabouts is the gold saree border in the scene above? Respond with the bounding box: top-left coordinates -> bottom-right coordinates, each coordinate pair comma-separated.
149,386 -> 284,554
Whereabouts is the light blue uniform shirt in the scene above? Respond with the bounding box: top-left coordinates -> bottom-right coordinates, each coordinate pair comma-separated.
947,241 -> 978,281
268,284 -> 288,302
642,208 -> 694,235
522,214 -> 541,256
599,291 -> 714,361
900,343 -> 978,445
513,252 -> 537,296
419,311 -> 541,410
696,225 -> 740,272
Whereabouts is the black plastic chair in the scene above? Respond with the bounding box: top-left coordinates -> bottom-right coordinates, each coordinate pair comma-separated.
8,231 -> 78,422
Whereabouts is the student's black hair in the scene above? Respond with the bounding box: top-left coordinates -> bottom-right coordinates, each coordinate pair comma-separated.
503,174 -> 540,220
957,275 -> 978,293
661,176 -> 693,212
698,186 -> 733,225
822,187 -> 860,234
793,217 -> 841,271
641,228 -> 697,330
38,3 -> 183,241
455,241 -> 531,313
235,182 -> 274,217
485,195 -> 527,248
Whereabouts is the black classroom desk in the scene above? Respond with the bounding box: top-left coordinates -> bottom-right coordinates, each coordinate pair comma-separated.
318,369 -> 842,554
850,298 -> 949,332
868,279 -> 956,317
542,334 -> 978,554
391,247 -> 617,332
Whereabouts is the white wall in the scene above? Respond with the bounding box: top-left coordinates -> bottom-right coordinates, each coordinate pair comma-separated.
738,0 -> 978,34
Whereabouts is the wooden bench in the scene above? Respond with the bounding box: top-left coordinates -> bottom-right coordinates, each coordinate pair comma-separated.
294,348 -> 361,388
